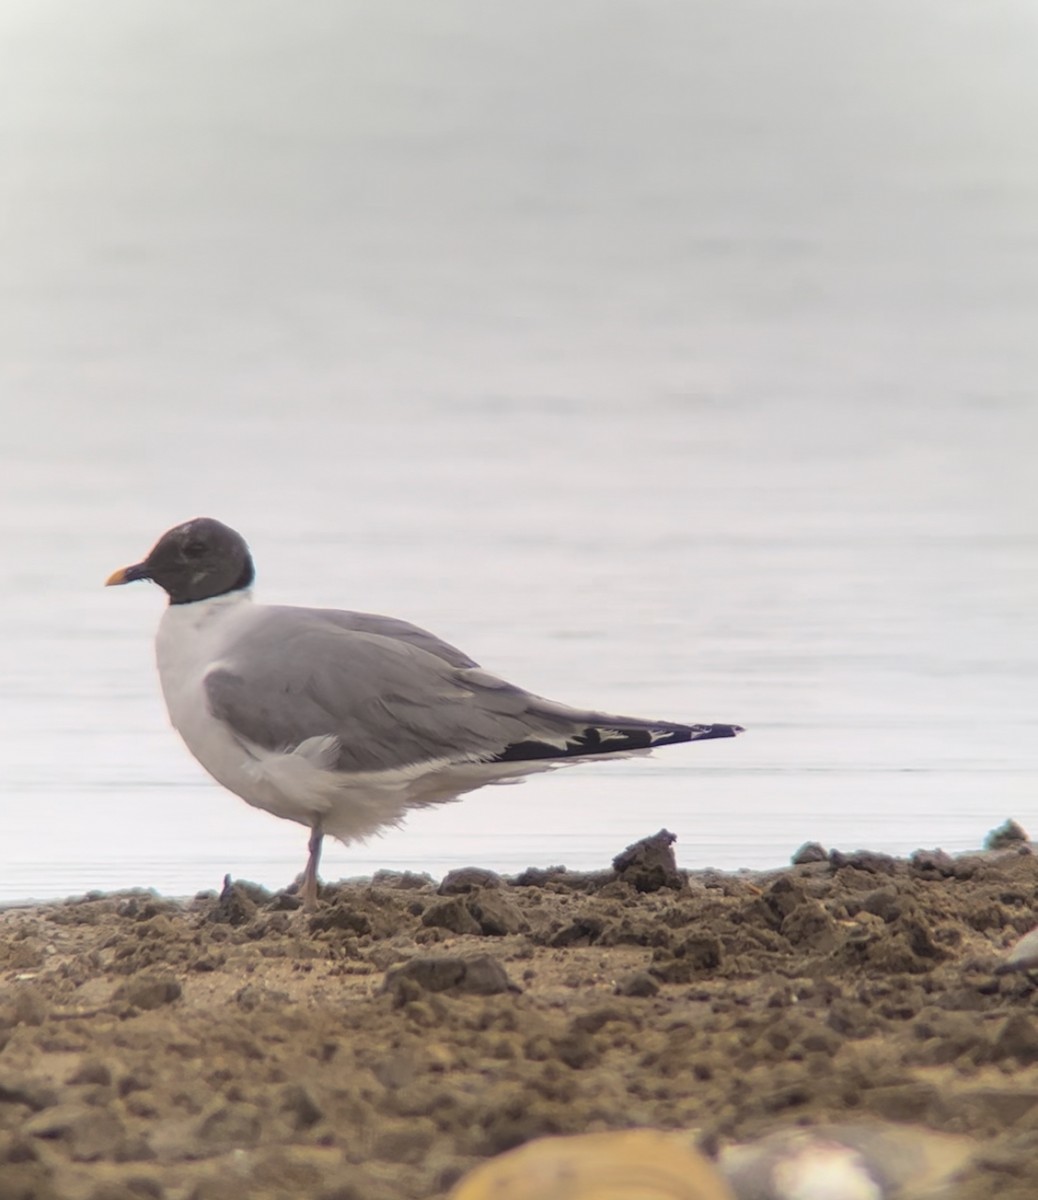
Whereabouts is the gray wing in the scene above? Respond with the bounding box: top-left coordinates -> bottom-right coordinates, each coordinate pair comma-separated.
205,608 -> 742,775
204,608 -> 572,773
274,605 -> 479,669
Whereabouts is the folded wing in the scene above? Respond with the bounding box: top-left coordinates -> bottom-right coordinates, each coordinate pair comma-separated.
204,608 -> 742,776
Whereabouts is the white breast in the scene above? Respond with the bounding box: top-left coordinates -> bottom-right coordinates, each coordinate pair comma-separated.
155,590 -> 254,705
155,592 -> 366,833
154,592 -> 279,811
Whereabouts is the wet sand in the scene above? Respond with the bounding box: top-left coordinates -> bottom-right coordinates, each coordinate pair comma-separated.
3,829 -> 1038,1199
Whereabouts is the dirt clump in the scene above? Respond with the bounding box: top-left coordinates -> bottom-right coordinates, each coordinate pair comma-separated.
3,835 -> 1038,1197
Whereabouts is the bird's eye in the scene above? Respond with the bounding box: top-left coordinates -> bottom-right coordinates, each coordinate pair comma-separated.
184,540 -> 207,558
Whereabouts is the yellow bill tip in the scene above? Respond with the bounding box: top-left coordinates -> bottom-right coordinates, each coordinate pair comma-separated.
105,567 -> 130,587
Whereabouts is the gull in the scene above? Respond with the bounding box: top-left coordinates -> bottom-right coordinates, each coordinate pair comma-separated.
107,519 -> 743,908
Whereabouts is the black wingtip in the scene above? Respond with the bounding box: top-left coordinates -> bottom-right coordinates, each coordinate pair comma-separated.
687,722 -> 745,741
491,719 -> 745,765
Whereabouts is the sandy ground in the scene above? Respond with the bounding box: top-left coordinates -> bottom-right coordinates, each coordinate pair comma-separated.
3,827 -> 1038,1199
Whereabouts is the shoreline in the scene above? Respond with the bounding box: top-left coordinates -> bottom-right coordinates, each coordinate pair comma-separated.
3,828 -> 1038,1198
2,817 -> 1028,914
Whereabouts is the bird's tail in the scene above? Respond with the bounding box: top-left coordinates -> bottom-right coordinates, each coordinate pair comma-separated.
492,714 -> 744,764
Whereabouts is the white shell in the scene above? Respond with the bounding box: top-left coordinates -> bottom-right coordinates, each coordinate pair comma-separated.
449,1130 -> 735,1200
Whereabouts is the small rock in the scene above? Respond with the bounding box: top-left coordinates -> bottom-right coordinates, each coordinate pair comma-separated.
910,848 -> 957,877
237,915 -> 276,940
67,1059 -> 113,1087
902,916 -> 947,962
511,865 -> 569,888
118,1069 -> 155,1098
861,889 -> 904,922
22,1104 -> 126,1162
114,975 -> 182,1012
985,818 -> 1030,850
0,1077 -> 59,1112
612,829 -> 684,892
791,841 -> 828,865
309,903 -> 374,936
195,1103 -> 262,1150
438,867 -> 503,894
189,952 -> 226,972
827,998 -> 876,1039
990,1014 -> 1038,1065
7,985 -> 50,1027
552,1030 -> 599,1070
650,934 -> 723,983
235,983 -> 290,1012
0,1133 -> 39,1164
371,1117 -> 438,1164
420,890 -> 524,936
207,877 -> 268,925
781,901 -> 839,951
615,972 -> 659,998
382,954 -> 520,1005
547,916 -> 605,948
760,877 -> 807,925
829,849 -> 898,875
365,945 -> 410,972
371,870 -> 434,890
421,898 -> 482,936
280,1084 -> 323,1130
465,890 -> 526,936
113,893 -> 163,919
2,940 -> 45,973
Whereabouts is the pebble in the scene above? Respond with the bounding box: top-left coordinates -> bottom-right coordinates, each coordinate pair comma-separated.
382,954 -> 520,1004
113,975 -> 182,1012
438,867 -> 504,894
984,819 -> 1030,851
612,829 -> 685,893
791,842 -> 828,865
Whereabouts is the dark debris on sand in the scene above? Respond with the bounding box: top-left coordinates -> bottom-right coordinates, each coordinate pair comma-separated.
2,825 -> 1038,1197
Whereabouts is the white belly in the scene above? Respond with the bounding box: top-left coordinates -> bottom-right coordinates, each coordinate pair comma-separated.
154,594 -> 322,826
154,592 -> 294,814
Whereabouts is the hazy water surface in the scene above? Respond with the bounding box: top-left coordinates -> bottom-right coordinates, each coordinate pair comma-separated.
2,1 -> 1037,902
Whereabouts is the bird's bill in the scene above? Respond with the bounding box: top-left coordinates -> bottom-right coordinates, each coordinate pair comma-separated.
105,562 -> 150,586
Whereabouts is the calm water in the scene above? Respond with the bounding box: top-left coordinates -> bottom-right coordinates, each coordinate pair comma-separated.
2,1 -> 1037,902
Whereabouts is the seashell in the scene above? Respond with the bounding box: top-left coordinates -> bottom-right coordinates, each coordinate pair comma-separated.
449,1129 -> 736,1200
719,1122 -> 976,1199
996,925 -> 1038,974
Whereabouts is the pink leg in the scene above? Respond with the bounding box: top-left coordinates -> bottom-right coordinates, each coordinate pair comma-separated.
301,826 -> 323,911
